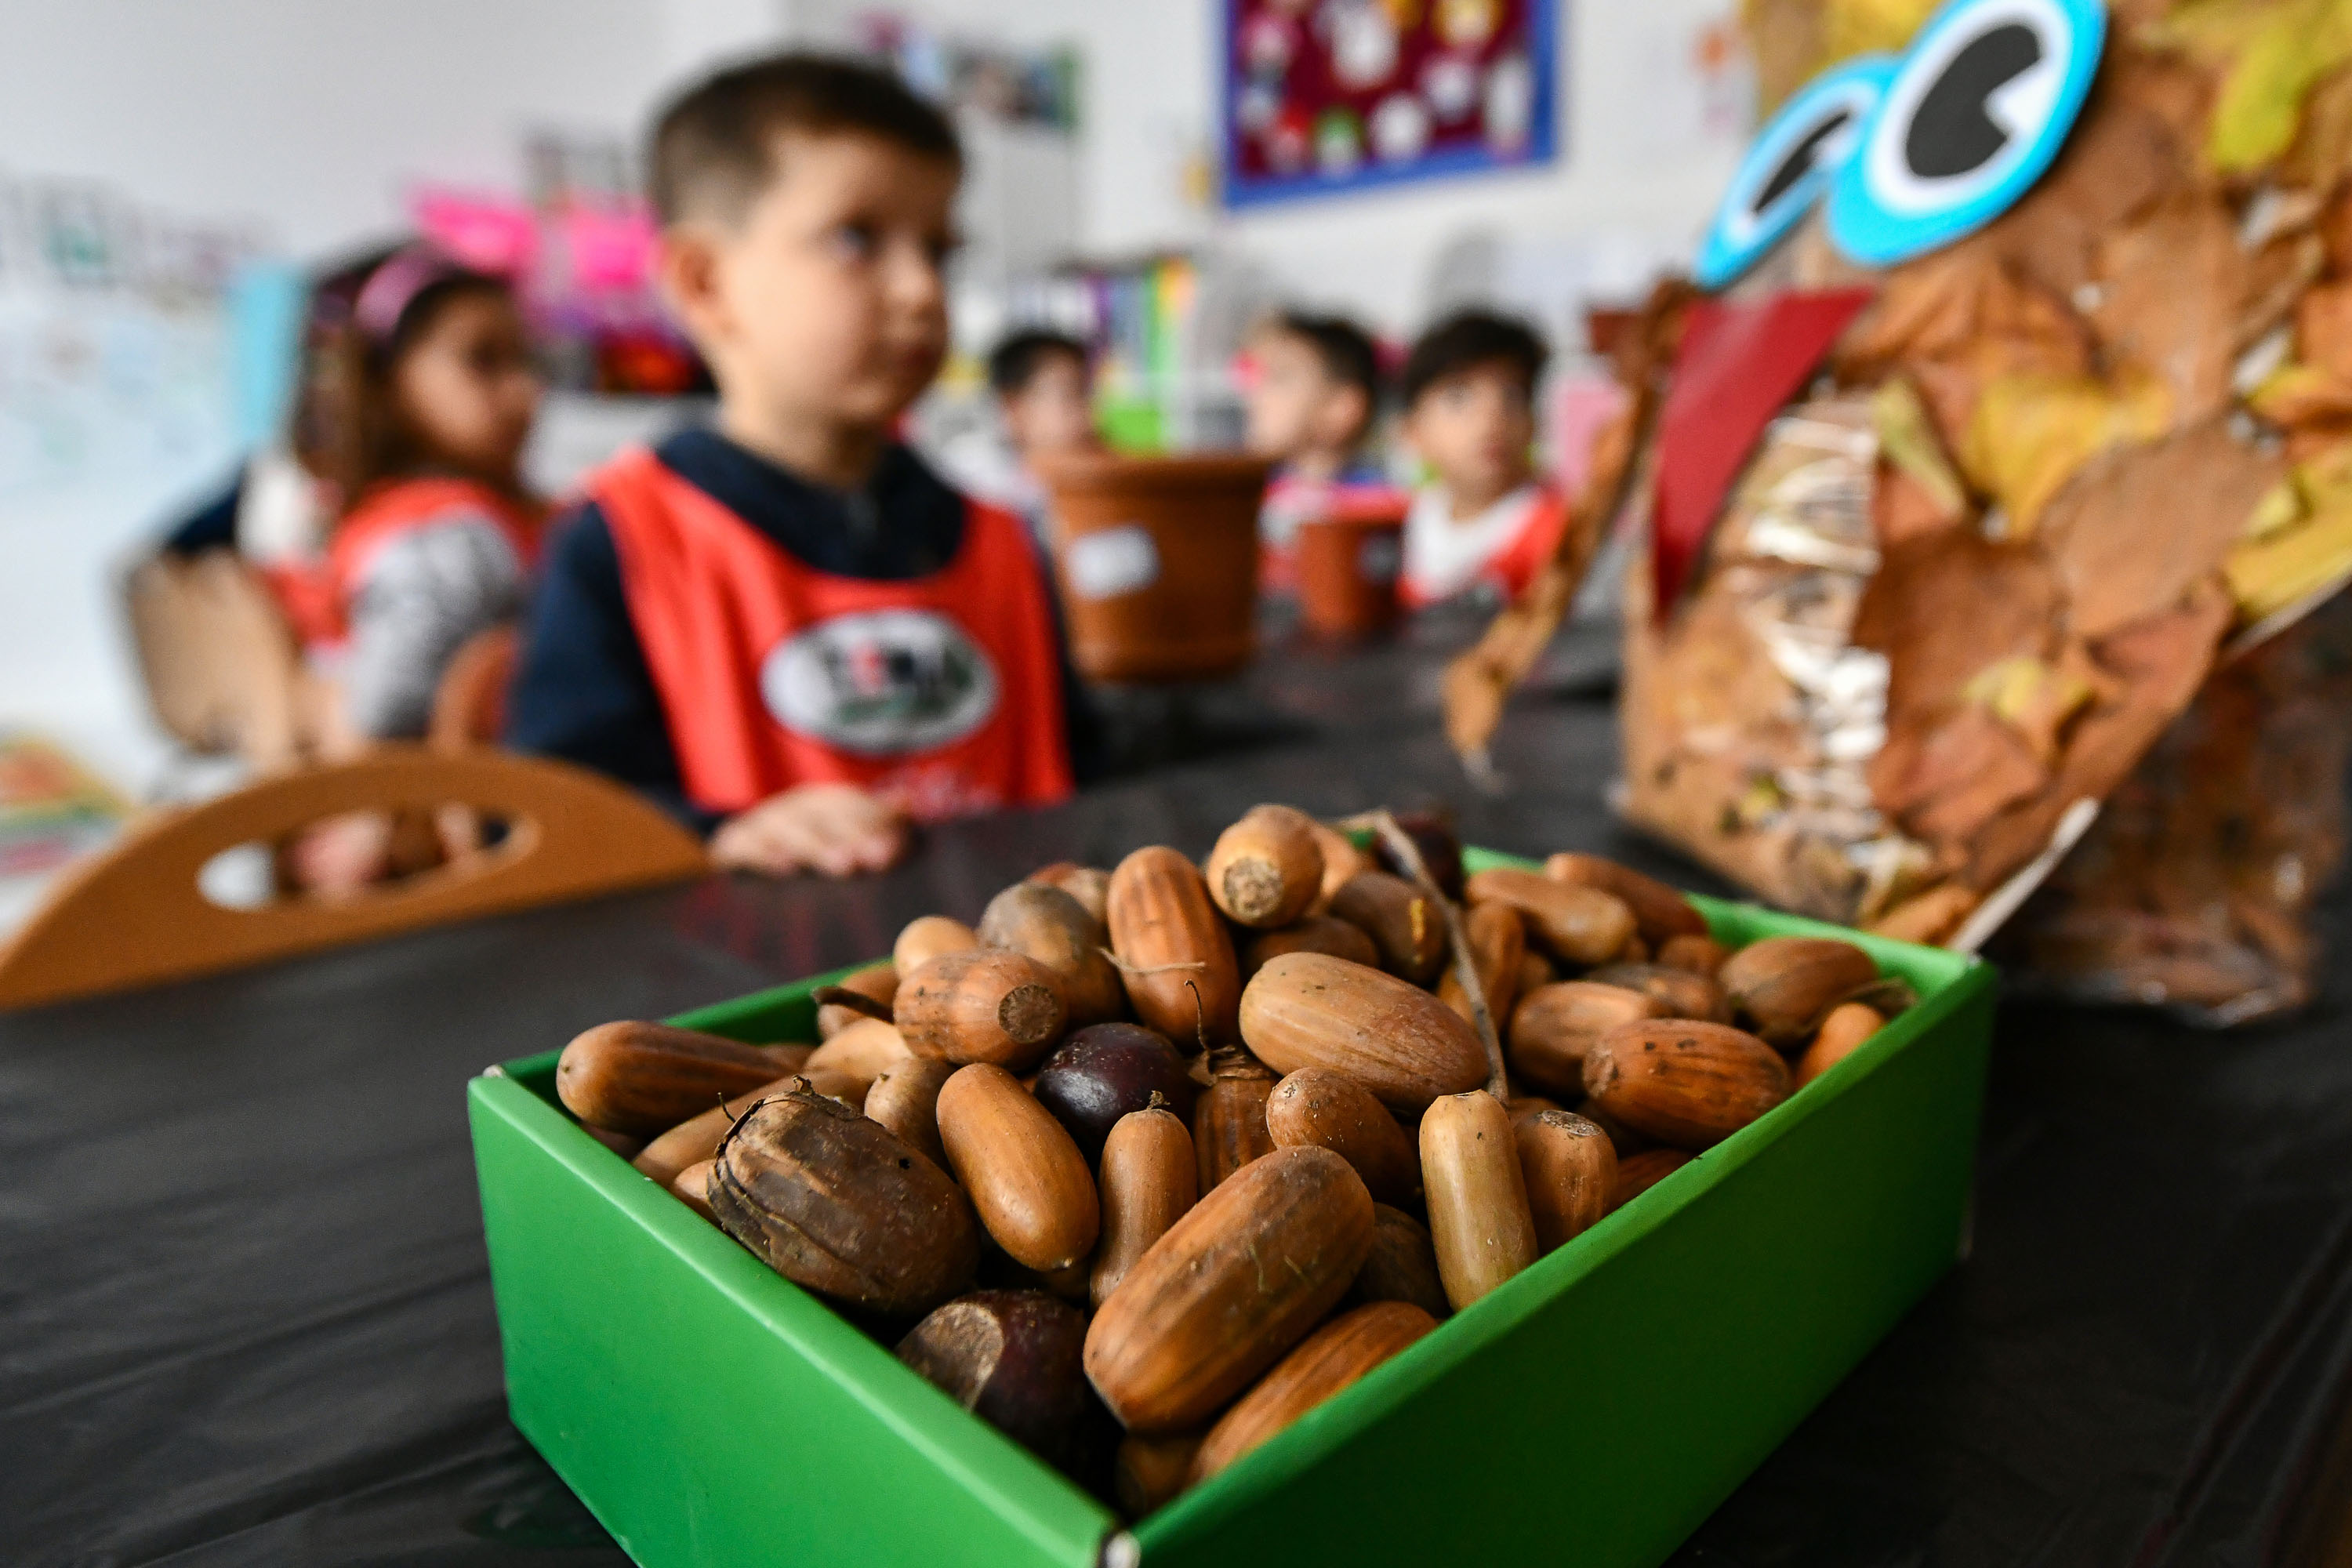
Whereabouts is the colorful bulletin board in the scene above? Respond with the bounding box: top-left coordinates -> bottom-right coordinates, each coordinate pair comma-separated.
1221,0 -> 1560,208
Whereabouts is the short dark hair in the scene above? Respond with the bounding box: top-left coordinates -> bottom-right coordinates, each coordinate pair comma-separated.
648,51 -> 961,227
1265,311 -> 1382,405
987,329 -> 1090,397
1402,310 -> 1550,408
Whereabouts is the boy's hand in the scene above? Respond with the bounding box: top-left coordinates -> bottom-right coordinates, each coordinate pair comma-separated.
710,784 -> 909,878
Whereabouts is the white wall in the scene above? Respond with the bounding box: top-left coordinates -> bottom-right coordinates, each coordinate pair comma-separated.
895,0 -> 1744,337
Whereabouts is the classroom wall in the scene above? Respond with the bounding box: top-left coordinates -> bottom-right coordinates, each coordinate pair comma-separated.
891,0 -> 1745,337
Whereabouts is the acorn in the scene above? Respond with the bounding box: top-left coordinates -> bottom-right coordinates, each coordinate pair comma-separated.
1581,962 -> 1731,1024
1106,846 -> 1242,1049
1370,810 -> 1466,899
1239,914 -> 1382,979
897,1290 -> 1115,1486
1191,1301 -> 1435,1480
709,1086 -> 978,1317
935,1064 -> 1099,1272
1265,1067 -> 1420,1207
1610,1147 -> 1693,1209
1193,1045 -> 1278,1192
1581,1019 -> 1789,1149
1795,1001 -> 1886,1087
1542,852 -> 1707,943
1083,1146 -> 1373,1433
1505,982 -> 1665,1099
1439,900 -> 1526,1033
895,949 -> 1069,1071
978,881 -> 1126,1029
1206,804 -> 1326,928
895,914 -> 979,973
1346,1203 -> 1451,1319
1514,1109 -> 1617,1252
1419,1091 -> 1538,1311
1091,1098 -> 1198,1307
1718,935 -> 1880,1048
557,1020 -> 798,1135
1326,871 -> 1448,984
1240,952 -> 1488,1112
800,1016 -> 915,1093
1030,1022 -> 1198,1163
1026,862 -> 1112,924
1655,934 -> 1731,978
1464,868 -> 1636,967
862,1057 -> 960,1171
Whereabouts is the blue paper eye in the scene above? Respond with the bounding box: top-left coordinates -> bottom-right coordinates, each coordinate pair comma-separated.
1694,56 -> 1893,292
1826,0 -> 2104,267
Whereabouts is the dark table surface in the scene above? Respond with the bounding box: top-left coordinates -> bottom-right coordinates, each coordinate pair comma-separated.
5,613 -> 2351,1568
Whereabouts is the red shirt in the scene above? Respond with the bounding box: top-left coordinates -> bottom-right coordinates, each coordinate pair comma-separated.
587,445 -> 1073,822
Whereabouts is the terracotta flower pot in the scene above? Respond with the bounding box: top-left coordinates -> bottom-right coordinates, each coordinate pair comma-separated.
1037,452 -> 1272,684
1294,506 -> 1406,641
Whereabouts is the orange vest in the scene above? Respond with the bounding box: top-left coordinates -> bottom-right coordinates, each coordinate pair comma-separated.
1398,487 -> 1569,609
589,445 -> 1074,822
267,477 -> 543,652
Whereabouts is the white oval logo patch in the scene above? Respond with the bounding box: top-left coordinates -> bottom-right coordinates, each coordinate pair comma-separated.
760,609 -> 1000,757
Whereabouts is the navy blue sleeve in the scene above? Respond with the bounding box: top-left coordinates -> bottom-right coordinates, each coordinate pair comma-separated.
162,474 -> 243,556
504,503 -> 724,837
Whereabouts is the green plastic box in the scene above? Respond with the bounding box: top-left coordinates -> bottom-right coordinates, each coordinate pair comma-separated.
469,851 -> 1994,1568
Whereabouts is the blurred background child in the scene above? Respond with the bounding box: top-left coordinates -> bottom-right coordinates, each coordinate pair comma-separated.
1243,310 -> 1397,583
936,328 -> 1100,538
288,243 -> 546,890
1396,309 -> 1562,608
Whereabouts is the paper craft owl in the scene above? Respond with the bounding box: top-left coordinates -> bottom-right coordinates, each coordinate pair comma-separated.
1446,0 -> 2352,1020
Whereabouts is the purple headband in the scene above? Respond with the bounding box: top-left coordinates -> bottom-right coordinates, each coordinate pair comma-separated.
350,244 -> 474,345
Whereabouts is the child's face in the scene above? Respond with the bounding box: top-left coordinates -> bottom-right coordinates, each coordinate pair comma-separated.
1003,354 -> 1096,460
391,289 -> 541,485
1244,332 -> 1368,466
664,130 -> 957,441
1405,360 -> 1536,507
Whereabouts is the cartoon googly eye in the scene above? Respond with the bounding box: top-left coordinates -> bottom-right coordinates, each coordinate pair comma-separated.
1694,56 -> 1893,291
1826,0 -> 2104,267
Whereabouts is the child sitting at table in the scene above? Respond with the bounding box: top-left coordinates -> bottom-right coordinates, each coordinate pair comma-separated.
507,53 -> 1087,879
935,328 -> 1099,539
1397,310 -> 1565,608
1243,310 -> 1398,582
285,244 -> 548,891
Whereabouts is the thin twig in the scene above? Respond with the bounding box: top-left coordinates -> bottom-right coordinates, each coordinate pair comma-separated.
809,984 -> 893,1022
1338,809 -> 1509,1102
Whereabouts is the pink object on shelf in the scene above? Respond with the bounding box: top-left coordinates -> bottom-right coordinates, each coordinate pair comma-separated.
562,205 -> 659,292
411,188 -> 539,278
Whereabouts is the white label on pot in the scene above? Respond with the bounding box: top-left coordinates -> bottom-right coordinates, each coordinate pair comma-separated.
1358,534 -> 1403,583
1065,524 -> 1160,600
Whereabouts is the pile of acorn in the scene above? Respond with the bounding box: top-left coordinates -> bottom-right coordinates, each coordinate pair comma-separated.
553,807 -> 1911,1516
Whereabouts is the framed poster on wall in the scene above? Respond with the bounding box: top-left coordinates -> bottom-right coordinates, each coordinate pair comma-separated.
1221,0 -> 1561,208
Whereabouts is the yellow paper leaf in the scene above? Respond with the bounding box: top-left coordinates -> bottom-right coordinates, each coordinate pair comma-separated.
2225,494 -> 2352,617
1961,370 -> 2176,534
2245,476 -> 2307,539
2150,0 -> 2352,172
1824,0 -> 1941,61
2249,360 -> 2352,424
1871,378 -> 1970,514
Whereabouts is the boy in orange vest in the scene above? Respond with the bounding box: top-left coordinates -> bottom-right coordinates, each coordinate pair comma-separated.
508,54 -> 1090,877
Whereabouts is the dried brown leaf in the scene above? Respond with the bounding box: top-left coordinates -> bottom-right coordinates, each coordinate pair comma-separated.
2089,194 -> 2245,423
1854,527 -> 2061,728
2240,230 -> 2328,354
1961,370 -> 2176,533
2037,417 -> 2285,639
1985,88 -> 2190,299
2298,279 -> 2352,376
1878,704 -> 2052,844
1964,580 -> 2234,889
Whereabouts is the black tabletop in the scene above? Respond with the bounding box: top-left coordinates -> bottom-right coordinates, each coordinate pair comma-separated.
5,619 -> 2350,1567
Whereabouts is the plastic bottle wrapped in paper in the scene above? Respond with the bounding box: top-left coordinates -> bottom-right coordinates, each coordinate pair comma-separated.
1444,0 -> 2352,1023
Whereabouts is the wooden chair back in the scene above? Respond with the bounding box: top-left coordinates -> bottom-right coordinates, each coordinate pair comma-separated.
0,747 -> 709,1012
122,551 -> 326,768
